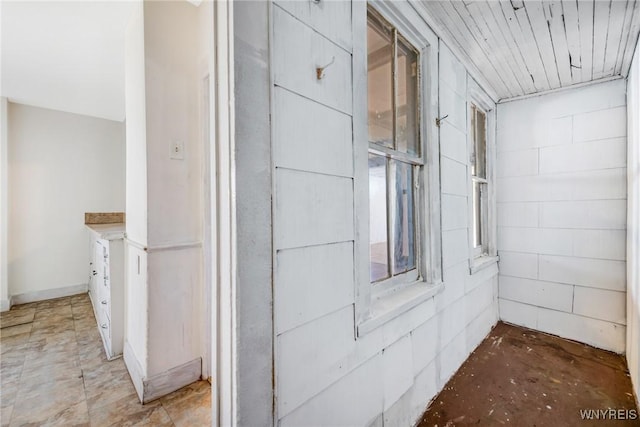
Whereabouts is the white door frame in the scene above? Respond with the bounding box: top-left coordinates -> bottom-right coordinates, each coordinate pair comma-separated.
210,1 -> 236,426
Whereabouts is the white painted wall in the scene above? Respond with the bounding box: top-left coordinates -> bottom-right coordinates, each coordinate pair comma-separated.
123,1 -> 148,373
7,102 -> 125,298
1,98 -> 8,311
496,79 -> 628,353
270,2 -> 498,424
626,40 -> 640,401
123,0 -> 206,398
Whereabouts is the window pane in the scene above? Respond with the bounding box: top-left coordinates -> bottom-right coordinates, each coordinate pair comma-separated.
472,180 -> 482,248
396,38 -> 419,156
475,108 -> 487,179
392,160 -> 416,274
369,154 -> 389,282
367,16 -> 393,148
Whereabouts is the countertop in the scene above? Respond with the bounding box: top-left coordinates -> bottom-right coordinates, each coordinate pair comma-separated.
85,223 -> 125,240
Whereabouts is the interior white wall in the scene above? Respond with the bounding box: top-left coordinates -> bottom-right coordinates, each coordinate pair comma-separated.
496,79 -> 628,353
123,1 -> 148,374
1,97 -> 8,311
7,102 -> 125,298
123,0 -> 205,397
269,2 -> 498,425
627,39 -> 640,401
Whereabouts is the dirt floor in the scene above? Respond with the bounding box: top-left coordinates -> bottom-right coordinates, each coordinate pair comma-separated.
417,322 -> 639,427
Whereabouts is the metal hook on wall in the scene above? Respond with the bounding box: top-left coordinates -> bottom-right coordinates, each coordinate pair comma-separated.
435,114 -> 449,127
316,56 -> 335,80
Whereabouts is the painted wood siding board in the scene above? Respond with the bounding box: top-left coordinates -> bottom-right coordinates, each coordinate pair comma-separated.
274,0 -> 353,53
449,0 -> 522,97
524,1 -> 563,89
544,0 -> 574,87
561,0 -> 584,85
485,0 -> 538,94
273,87 -> 353,178
498,0 -> 551,91
273,5 -> 353,115
425,1 -> 512,98
274,242 -> 355,335
602,0 -> 629,77
275,168 -> 354,250
592,0 -> 611,79
577,0 -> 595,82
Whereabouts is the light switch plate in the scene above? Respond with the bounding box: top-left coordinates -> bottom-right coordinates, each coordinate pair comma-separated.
171,141 -> 184,160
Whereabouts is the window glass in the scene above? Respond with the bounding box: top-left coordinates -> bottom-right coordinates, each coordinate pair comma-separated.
369,154 -> 389,282
474,108 -> 487,179
396,37 -> 419,156
392,160 -> 416,274
367,18 -> 393,148
367,9 -> 420,285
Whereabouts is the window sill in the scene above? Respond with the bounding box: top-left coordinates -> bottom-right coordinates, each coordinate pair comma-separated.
357,280 -> 444,337
469,255 -> 499,275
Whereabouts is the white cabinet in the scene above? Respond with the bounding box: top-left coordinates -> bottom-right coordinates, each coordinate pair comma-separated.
87,224 -> 125,360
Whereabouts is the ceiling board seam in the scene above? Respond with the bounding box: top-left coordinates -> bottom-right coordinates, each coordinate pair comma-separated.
612,0 -> 633,75
497,75 -> 624,104
523,1 -> 560,88
484,0 -> 536,94
617,0 -> 640,76
446,0 -> 517,98
499,1 -> 550,91
464,1 -> 526,94
410,2 -> 500,102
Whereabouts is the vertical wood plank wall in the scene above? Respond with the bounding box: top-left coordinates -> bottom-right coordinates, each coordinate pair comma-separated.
497,79 -> 628,353
271,2 -> 498,424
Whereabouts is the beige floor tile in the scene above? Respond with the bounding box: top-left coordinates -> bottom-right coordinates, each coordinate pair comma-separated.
0,380 -> 19,410
88,396 -> 173,427
10,376 -> 86,426
160,381 -> 211,427
1,404 -> 13,427
0,308 -> 35,329
4,294 -> 210,427
0,324 -> 32,340
35,297 -> 72,310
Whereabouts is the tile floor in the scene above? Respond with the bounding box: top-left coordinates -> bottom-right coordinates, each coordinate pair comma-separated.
0,294 -> 211,427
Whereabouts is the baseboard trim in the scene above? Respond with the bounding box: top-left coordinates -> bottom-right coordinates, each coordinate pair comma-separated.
0,299 -> 10,312
10,283 -> 88,306
123,341 -> 146,402
123,341 -> 202,404
143,357 -> 202,403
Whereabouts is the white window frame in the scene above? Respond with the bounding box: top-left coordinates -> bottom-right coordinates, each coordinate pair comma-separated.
354,0 -> 443,336
467,79 -> 498,274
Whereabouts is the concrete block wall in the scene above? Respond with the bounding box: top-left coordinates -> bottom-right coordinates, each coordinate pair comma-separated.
270,2 -> 498,424
497,79 -> 627,353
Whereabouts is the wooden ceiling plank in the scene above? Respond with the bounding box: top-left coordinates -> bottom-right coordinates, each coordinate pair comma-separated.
544,0 -> 574,86
615,0 -> 639,75
448,0 -> 522,97
498,0 -> 551,92
592,0 -> 611,80
561,0 -> 585,85
428,1 -> 513,97
481,0 -> 538,94
602,0 -> 629,76
412,1 -> 501,100
464,1 -> 529,95
577,0 -> 595,82
522,0 -> 563,89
